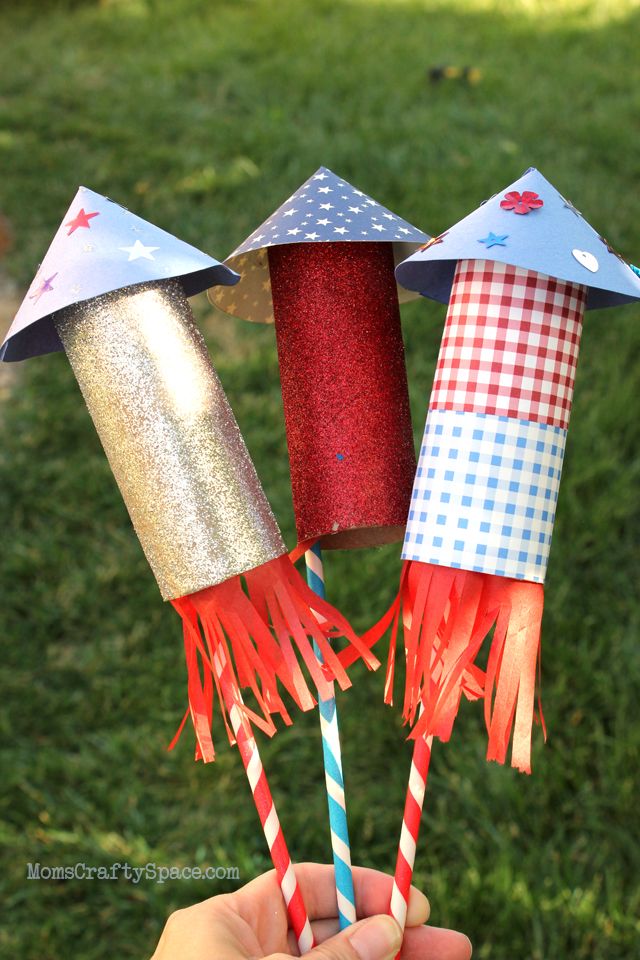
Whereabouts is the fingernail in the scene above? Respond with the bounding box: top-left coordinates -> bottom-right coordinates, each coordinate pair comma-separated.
348,915 -> 402,960
407,886 -> 430,924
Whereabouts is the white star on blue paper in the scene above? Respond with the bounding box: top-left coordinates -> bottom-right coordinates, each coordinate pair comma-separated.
120,239 -> 159,261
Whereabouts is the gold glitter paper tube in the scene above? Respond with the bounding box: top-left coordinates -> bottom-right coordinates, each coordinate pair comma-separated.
54,279 -> 285,600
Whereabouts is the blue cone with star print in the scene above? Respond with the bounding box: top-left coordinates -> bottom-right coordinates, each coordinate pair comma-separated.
1,186 -> 239,362
209,166 -> 429,323
396,166 -> 640,308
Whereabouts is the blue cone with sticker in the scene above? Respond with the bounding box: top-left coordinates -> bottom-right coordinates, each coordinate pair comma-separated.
1,186 -> 238,361
396,166 -> 640,308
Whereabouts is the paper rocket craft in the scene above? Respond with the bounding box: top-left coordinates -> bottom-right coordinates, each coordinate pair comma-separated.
211,167 -> 429,550
211,168 -> 429,929
2,187 -> 376,762
373,167 -> 640,773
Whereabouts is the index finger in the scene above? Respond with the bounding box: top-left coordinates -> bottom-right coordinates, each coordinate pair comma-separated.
292,863 -> 430,925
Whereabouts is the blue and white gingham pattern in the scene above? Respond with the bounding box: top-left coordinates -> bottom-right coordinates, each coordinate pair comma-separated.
402,410 -> 567,582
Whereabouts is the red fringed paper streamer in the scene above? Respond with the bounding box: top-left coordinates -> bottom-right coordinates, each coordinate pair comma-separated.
268,241 -> 416,549
170,554 -> 380,762
351,561 -> 544,774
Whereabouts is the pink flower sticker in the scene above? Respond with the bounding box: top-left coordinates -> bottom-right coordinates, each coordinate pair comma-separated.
500,191 -> 544,215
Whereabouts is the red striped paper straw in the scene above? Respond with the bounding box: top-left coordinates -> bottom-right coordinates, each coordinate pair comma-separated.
389,734 -> 433,941
212,643 -> 314,954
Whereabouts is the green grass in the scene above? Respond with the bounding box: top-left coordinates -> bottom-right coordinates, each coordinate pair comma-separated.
1,0 -> 639,957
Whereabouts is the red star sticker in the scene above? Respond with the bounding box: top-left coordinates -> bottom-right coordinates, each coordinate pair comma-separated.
65,208 -> 100,235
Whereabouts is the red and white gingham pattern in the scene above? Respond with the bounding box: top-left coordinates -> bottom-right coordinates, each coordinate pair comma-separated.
430,260 -> 587,429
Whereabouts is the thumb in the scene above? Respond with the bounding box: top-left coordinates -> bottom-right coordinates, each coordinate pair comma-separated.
298,915 -> 402,960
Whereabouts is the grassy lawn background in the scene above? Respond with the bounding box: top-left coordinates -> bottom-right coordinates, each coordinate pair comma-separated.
1,0 -> 639,957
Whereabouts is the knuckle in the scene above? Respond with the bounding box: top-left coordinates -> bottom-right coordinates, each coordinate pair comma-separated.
163,907 -> 189,934
306,942 -> 352,960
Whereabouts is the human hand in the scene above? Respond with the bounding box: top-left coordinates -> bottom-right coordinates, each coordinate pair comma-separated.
151,862 -> 472,960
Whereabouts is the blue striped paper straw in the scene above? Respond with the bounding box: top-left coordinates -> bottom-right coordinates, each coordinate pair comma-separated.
305,541 -> 357,929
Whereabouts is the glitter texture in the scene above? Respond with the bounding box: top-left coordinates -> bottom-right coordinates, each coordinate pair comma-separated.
268,242 -> 416,549
55,279 -> 285,600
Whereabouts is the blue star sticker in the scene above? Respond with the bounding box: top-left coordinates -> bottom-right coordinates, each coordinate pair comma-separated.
479,232 -> 508,249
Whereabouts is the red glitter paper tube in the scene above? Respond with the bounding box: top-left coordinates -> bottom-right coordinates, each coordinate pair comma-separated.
268,241 -> 416,549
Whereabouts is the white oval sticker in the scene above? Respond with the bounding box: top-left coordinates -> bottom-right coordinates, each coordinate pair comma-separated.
572,249 -> 599,273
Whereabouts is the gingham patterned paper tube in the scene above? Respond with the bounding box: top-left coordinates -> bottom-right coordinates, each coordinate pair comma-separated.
389,257 -> 588,777
305,543 -> 357,929
212,643 -> 314,954
403,259 -> 586,582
